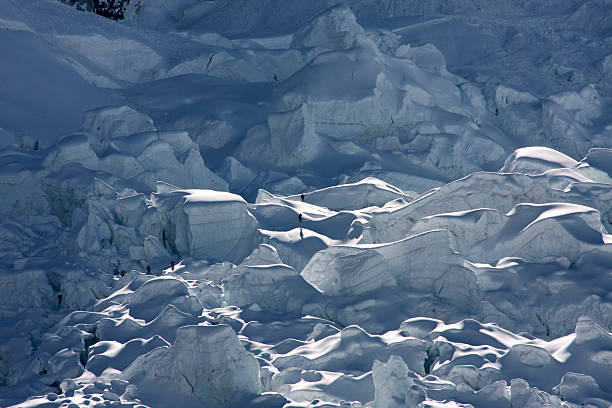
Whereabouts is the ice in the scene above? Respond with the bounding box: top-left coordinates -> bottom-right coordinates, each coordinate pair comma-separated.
127,276 -> 202,322
122,324 -> 261,405
43,134 -> 100,171
494,85 -> 539,113
267,104 -> 326,167
291,5 -> 366,50
218,156 -> 257,195
303,230 -> 479,311
56,34 -> 163,83
553,372 -> 605,405
0,269 -> 55,310
410,202 -> 611,265
301,245 -> 395,296
82,106 -> 156,155
187,119 -> 236,150
372,355 -> 426,408
3,0 -> 612,407
223,263 -> 322,314
574,148 -> 612,184
507,344 -> 552,367
153,187 -> 259,263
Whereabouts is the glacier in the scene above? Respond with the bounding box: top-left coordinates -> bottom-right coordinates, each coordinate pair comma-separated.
1,0 -> 612,407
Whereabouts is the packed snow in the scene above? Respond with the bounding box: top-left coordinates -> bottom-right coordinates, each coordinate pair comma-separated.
1,0 -> 612,407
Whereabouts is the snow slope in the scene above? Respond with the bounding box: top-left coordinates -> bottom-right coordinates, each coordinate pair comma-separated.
1,0 -> 612,407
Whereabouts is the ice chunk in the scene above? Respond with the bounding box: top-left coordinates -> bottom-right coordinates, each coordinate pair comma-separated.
223,263 -> 322,313
43,133 -> 99,171
184,118 -> 236,150
549,84 -> 601,123
57,34 -> 162,83
113,192 -> 147,228
508,344 -> 552,368
495,84 -> 538,112
46,349 -> 84,385
241,244 -> 283,266
399,318 -> 442,340
574,148 -> 612,184
271,367 -> 374,404
127,276 -> 202,322
267,104 -> 325,167
397,43 -> 447,75
153,188 -> 259,263
303,230 -> 479,311
109,131 -> 158,157
143,235 -> 172,263
291,5 -> 365,50
367,28 -> 400,55
574,316 -> 611,345
372,355 -> 427,408
123,325 -> 261,405
553,372 -> 604,404
301,246 -> 395,296
217,156 -> 257,194
82,105 -> 156,155
478,202 -> 607,264
0,269 -> 55,310
409,208 -> 504,256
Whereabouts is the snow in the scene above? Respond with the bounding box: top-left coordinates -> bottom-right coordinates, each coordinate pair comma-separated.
2,0 -> 612,407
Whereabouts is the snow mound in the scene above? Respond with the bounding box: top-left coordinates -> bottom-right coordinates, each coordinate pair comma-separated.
272,325 -> 426,375
501,146 -> 578,175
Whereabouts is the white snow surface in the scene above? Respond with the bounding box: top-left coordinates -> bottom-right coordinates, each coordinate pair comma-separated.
1,0 -> 612,407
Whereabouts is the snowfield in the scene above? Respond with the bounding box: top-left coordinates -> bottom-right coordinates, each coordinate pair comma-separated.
1,0 -> 612,407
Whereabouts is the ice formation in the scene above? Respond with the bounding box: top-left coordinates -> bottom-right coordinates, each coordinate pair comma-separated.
1,0 -> 612,407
